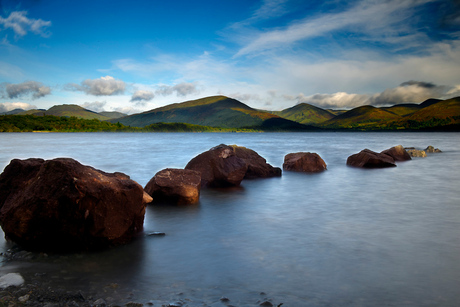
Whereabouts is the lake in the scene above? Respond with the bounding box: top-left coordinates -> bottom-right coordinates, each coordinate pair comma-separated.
1,132 -> 459,306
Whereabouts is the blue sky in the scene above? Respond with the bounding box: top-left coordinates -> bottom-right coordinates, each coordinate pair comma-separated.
1,0 -> 460,114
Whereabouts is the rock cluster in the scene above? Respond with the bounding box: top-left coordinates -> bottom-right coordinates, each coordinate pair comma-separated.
0,158 -> 151,252
0,143 -> 442,253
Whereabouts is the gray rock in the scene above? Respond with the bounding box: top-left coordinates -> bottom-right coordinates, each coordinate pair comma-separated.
0,273 -> 24,289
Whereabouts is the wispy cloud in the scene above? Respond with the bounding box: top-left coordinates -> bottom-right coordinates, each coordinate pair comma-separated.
0,11 -> 51,39
65,76 -> 126,96
234,0 -> 435,57
130,90 -> 154,105
156,82 -> 199,97
1,81 -> 51,99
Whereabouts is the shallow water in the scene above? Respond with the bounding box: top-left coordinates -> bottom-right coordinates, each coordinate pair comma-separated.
1,132 -> 459,306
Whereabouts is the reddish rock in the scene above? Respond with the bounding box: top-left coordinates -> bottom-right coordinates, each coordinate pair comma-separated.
346,149 -> 396,168
230,145 -> 282,179
381,145 -> 412,161
283,152 -> 327,172
0,158 -> 151,252
144,168 -> 201,205
185,144 -> 248,187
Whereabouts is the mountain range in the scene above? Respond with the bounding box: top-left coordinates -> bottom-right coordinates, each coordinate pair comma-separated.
3,95 -> 460,131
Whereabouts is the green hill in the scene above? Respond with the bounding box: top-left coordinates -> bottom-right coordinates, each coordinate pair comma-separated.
99,111 -> 127,119
18,105 -> 111,120
382,104 -> 421,116
391,96 -> 460,129
111,95 -> 286,129
321,105 -> 401,129
273,103 -> 335,125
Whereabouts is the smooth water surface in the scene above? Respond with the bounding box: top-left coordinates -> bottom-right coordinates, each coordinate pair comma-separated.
0,132 -> 459,306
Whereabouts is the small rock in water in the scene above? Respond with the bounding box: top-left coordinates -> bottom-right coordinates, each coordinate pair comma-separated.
169,301 -> 184,307
0,273 -> 24,289
146,231 -> 166,236
220,296 -> 230,301
260,301 -> 274,306
424,145 -> 442,153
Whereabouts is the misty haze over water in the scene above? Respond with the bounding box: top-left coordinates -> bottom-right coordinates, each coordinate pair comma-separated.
1,132 -> 459,306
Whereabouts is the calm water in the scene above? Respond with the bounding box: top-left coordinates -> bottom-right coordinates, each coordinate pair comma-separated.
0,132 -> 459,306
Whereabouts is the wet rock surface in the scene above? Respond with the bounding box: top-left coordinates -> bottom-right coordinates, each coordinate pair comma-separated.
144,168 -> 201,205
185,144 -> 281,188
405,147 -> 427,157
424,145 -> 442,153
0,246 -> 287,307
346,149 -> 396,168
0,158 -> 151,252
283,152 -> 327,172
380,145 -> 412,161
230,145 -> 282,179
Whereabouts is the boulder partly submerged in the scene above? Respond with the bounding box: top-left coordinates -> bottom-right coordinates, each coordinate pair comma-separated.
347,149 -> 396,168
425,145 -> 442,153
0,158 -> 152,252
381,145 -> 412,161
283,152 -> 327,172
230,145 -> 282,179
185,144 -> 281,187
144,168 -> 201,205
405,147 -> 427,157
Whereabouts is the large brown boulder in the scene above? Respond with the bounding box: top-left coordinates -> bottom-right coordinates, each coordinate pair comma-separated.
0,158 -> 152,252
381,145 -> 412,161
230,145 -> 282,179
144,168 -> 201,205
346,149 -> 397,168
283,152 -> 327,172
185,144 -> 248,187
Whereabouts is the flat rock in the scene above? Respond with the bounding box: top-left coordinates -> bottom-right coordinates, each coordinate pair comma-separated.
346,149 -> 396,168
144,168 -> 201,205
381,145 -> 411,161
0,158 -> 151,252
283,152 -> 327,172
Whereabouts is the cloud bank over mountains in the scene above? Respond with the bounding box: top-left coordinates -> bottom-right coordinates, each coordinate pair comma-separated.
286,81 -> 459,109
0,0 -> 459,113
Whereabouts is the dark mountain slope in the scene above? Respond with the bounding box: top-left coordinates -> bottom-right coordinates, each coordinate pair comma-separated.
111,96 -> 281,128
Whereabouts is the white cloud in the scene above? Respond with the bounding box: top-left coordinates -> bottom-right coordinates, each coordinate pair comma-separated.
66,76 -> 126,96
0,11 -> 51,38
2,81 -> 51,99
131,90 -> 154,103
0,101 -> 36,113
80,101 -> 107,112
156,82 -> 199,97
